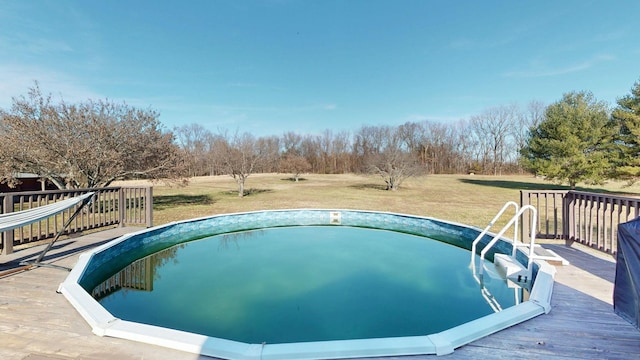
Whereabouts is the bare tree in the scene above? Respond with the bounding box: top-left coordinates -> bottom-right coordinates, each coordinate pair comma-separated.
514,101 -> 546,150
203,133 -> 228,176
353,125 -> 387,173
256,135 -> 281,173
316,129 -> 353,174
332,130 -> 353,173
395,120 -> 472,175
319,129 -> 334,174
361,125 -> 422,191
417,121 -> 452,174
398,121 -> 425,159
469,105 -> 518,175
280,155 -> 312,181
300,135 -> 322,173
0,84 -> 185,189
452,120 -> 475,173
281,131 -> 303,157
174,123 -> 215,177
218,131 -> 264,197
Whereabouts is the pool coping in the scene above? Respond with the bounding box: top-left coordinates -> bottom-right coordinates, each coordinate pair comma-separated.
58,209 -> 555,360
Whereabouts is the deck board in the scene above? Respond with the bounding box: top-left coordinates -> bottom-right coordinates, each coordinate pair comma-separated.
1,231 -> 639,360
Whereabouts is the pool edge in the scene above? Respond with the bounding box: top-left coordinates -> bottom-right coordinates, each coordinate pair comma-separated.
58,209 -> 556,359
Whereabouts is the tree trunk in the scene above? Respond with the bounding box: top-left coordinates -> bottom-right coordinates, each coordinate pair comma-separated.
238,178 -> 245,197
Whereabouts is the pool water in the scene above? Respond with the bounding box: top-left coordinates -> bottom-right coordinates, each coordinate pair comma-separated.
93,226 -> 523,344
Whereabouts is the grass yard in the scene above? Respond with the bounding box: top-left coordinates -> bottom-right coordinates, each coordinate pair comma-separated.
120,173 -> 640,229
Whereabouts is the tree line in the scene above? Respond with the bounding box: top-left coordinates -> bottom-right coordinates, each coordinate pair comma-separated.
174,101 -> 546,193
1,78 -> 639,195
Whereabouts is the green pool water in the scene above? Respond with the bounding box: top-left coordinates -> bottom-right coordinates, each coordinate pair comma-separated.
93,226 -> 523,344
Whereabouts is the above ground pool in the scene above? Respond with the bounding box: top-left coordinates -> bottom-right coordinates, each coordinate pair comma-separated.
59,209 -> 555,360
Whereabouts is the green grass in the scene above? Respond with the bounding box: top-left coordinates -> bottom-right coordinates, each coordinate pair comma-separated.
133,173 -> 640,229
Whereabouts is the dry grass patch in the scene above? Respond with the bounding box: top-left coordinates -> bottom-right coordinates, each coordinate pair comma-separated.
139,173 -> 640,228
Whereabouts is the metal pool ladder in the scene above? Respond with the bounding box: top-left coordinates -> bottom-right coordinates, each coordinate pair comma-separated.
470,201 -> 540,284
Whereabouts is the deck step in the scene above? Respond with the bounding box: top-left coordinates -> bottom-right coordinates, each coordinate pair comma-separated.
513,243 -> 570,266
534,246 -> 570,266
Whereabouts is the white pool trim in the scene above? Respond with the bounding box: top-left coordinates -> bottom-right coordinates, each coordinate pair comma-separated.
58,209 -> 555,359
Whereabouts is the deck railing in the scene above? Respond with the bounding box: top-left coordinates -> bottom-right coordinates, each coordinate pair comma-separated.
521,190 -> 640,256
1,186 -> 152,255
520,190 -> 567,241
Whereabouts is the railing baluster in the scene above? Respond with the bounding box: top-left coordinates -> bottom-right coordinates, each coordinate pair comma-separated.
551,192 -> 556,236
596,196 -> 602,251
608,198 -> 614,253
544,193 -> 549,236
580,195 -> 585,241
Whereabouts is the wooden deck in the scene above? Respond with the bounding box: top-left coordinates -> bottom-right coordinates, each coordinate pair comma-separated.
1,230 -> 639,360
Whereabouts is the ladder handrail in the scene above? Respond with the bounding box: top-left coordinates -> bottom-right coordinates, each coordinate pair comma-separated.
477,205 -> 538,275
470,201 -> 519,258
469,201 -> 534,312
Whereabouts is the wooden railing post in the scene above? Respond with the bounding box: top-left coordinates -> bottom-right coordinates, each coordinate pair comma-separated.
520,191 -> 530,244
563,191 -> 573,246
2,194 -> 14,255
146,187 -> 153,228
118,187 -> 126,227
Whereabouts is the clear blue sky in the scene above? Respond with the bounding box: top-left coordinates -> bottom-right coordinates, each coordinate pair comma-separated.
1,0 -> 639,136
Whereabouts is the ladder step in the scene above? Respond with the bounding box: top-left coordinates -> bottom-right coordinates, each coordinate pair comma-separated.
494,254 -> 531,283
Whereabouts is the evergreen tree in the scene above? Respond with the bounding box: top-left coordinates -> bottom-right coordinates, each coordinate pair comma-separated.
520,91 -> 613,189
611,79 -> 640,182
